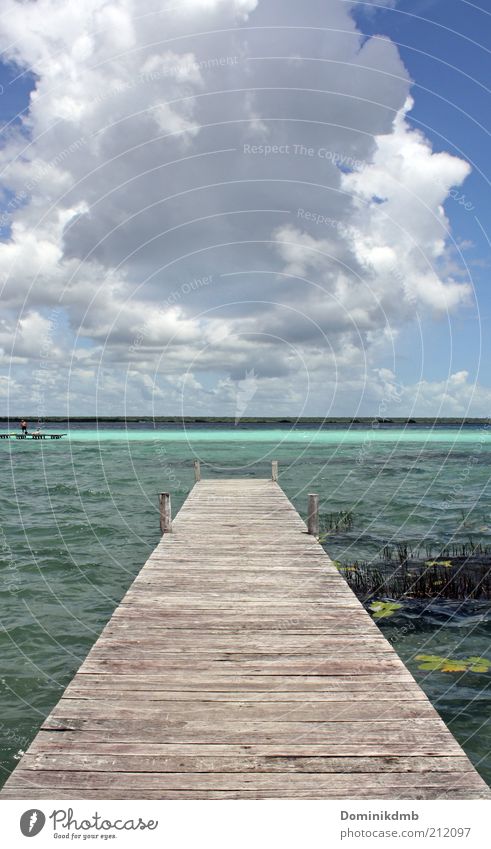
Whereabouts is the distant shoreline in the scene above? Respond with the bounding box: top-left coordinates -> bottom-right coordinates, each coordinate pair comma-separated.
1,416 -> 490,425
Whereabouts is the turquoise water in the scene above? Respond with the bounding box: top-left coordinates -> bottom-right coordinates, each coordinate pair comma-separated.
0,425 -> 490,789
36,426 -> 491,443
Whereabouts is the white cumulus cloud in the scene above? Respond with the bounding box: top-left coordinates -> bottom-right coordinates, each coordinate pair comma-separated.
0,0 -> 480,415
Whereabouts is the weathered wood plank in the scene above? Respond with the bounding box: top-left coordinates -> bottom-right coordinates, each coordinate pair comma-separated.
23,738 -> 464,757
47,699 -> 439,722
38,718 -> 466,746
95,635 -> 391,650
4,771 -> 488,792
77,659 -> 410,674
73,673 -> 417,688
17,753 -> 475,774
1,786 -> 488,800
62,688 -> 428,702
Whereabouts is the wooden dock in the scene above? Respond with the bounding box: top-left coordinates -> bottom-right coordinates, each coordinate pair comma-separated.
0,433 -> 66,439
1,476 -> 489,799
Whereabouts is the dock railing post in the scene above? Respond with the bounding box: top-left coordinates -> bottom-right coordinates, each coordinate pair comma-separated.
271,460 -> 278,482
159,492 -> 172,535
307,493 -> 319,536
194,459 -> 201,482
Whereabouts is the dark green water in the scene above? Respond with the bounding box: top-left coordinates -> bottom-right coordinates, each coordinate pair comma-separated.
0,425 -> 490,788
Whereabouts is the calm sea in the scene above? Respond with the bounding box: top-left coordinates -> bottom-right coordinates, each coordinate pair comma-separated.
1,423 -> 490,787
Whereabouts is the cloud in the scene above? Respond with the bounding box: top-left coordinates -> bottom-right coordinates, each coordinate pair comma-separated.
342,97 -> 472,313
373,369 -> 491,418
0,0 -> 478,415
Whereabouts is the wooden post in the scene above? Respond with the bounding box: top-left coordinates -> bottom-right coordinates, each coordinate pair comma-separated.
159,492 -> 172,535
194,459 -> 201,482
271,460 -> 278,482
307,493 -> 319,536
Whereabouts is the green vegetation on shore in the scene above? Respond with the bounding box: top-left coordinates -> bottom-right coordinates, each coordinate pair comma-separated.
1,416 -> 490,424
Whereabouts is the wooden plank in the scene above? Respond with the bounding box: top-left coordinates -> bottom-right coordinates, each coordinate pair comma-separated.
65,675 -> 421,692
23,738 -> 465,757
1,787 -> 488,800
1,478 -> 489,800
37,719 -> 468,746
17,753 -> 475,774
47,700 -> 439,722
77,659 -> 410,674
62,689 -> 429,702
95,632 -> 390,644
4,771 -> 488,793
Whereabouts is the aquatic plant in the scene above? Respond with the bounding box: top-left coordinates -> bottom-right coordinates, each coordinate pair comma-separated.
369,600 -> 402,619
425,560 -> 452,568
466,657 -> 491,673
382,540 -> 491,562
396,542 -> 411,564
336,556 -> 491,600
383,545 -> 393,561
416,654 -> 490,674
319,510 -> 354,536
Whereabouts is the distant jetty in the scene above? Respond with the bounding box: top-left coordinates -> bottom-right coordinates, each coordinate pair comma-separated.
0,433 -> 66,440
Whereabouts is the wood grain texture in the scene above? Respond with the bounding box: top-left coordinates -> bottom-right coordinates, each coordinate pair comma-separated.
2,478 -> 489,800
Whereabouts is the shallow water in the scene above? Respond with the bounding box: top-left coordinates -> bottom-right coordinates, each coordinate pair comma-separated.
0,425 -> 490,788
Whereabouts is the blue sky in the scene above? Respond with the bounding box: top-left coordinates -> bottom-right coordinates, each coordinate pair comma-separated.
0,0 -> 489,416
357,0 -> 490,385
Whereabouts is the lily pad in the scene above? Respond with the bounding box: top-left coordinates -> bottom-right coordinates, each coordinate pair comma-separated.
369,601 -> 402,619
440,660 -> 468,672
466,656 -> 491,673
425,560 -> 452,568
415,654 -> 448,671
415,654 -> 490,674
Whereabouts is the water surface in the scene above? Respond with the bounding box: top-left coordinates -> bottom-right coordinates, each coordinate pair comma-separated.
1,424 -> 490,787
